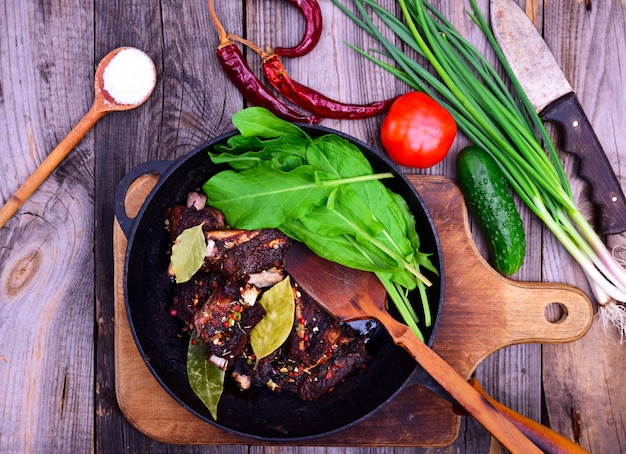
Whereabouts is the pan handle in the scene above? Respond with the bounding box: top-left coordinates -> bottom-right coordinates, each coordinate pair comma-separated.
114,160 -> 173,238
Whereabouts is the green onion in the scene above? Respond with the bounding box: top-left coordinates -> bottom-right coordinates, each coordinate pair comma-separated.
333,0 -> 626,338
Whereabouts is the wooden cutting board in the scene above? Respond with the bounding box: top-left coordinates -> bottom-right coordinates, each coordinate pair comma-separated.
113,173 -> 592,447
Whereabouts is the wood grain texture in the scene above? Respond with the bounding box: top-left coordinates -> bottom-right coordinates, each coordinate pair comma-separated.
0,1 -> 95,453
425,1 -> 545,451
540,1 -> 626,452
0,0 -> 624,452
93,1 -> 244,453
93,0 -> 163,450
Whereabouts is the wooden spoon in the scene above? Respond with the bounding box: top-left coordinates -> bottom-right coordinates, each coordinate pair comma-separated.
285,242 -> 581,454
0,46 -> 156,228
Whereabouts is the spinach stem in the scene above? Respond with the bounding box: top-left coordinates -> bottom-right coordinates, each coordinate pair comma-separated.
327,207 -> 432,286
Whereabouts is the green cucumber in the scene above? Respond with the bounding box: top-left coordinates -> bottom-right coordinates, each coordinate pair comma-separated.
456,145 -> 526,276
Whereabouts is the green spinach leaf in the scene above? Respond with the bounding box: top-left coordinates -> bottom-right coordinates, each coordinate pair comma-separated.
202,162 -> 334,229
281,187 -> 406,274
203,107 -> 437,340
306,134 -> 373,178
232,107 -> 310,139
389,191 -> 438,275
212,134 -> 310,171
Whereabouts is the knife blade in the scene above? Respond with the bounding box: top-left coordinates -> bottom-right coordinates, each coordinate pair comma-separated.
490,0 -> 626,235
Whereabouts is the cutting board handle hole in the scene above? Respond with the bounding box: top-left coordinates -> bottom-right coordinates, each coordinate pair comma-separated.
545,302 -> 568,324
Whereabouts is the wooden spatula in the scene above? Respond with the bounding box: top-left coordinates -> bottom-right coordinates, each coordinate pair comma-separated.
285,242 -> 581,454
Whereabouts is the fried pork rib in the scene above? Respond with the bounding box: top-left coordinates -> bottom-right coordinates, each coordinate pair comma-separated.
167,194 -> 292,369
204,229 -> 292,281
193,283 -> 266,370
167,194 -> 370,400
167,192 -> 226,241
232,287 -> 370,400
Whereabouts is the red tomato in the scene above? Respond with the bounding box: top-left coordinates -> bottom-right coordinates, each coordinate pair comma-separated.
380,92 -> 457,168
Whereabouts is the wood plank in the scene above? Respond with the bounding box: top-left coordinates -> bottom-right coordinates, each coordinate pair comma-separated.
463,1 -> 546,450
0,0 -> 620,451
0,1 -> 95,453
541,1 -> 626,452
93,0 -> 247,452
93,0 -> 163,450
418,0 -> 545,451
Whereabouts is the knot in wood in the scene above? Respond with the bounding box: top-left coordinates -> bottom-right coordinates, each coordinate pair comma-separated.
2,246 -> 42,298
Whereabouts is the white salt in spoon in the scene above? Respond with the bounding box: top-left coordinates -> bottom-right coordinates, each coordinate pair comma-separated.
0,46 -> 156,228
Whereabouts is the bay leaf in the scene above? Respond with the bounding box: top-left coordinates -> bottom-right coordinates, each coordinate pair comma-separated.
187,333 -> 225,420
170,223 -> 205,283
250,276 -> 295,364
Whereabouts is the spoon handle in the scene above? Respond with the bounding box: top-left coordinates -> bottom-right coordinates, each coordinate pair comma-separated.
381,312 -> 542,453
0,103 -> 106,228
469,378 -> 588,453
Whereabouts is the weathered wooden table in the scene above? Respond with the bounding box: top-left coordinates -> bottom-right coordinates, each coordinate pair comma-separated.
1,0 -> 625,452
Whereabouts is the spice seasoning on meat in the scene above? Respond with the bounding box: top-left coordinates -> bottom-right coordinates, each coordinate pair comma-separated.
167,199 -> 372,403
103,48 -> 156,105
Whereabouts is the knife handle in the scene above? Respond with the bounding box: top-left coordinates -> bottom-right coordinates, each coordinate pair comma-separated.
542,93 -> 626,235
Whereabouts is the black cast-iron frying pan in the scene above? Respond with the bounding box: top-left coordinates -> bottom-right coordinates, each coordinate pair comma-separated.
115,125 -> 444,441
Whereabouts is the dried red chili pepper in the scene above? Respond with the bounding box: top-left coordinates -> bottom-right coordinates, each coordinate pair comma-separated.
231,34 -> 395,120
208,0 -> 322,124
261,53 -> 396,119
217,47 -> 323,123
274,0 -> 323,58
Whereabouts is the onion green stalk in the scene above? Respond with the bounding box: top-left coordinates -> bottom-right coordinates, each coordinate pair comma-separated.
333,0 -> 626,338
